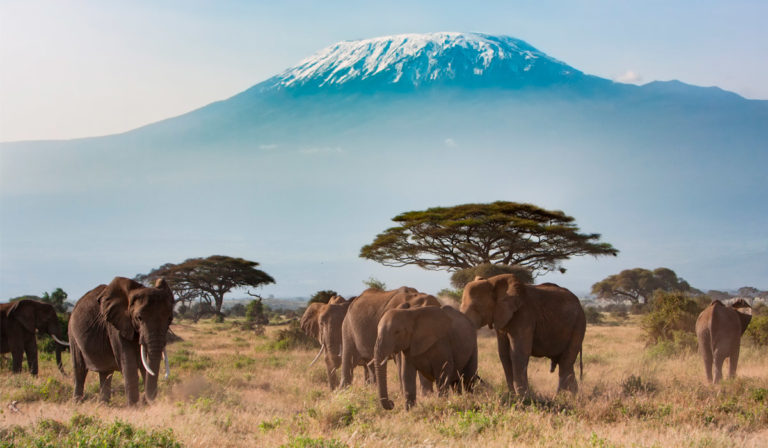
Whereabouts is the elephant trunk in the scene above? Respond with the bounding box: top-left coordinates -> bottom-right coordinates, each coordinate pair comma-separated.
374,338 -> 394,410
143,338 -> 166,401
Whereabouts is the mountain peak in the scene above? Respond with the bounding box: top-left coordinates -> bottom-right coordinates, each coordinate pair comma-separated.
269,32 -> 584,91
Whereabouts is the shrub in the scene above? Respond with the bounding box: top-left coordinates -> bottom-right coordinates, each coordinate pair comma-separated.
246,299 -> 269,324
450,263 -> 532,289
584,306 -> 604,325
745,315 -> 768,346
0,414 -> 181,448
437,288 -> 463,302
280,436 -> 347,448
642,291 -> 702,345
621,374 -> 657,396
363,277 -> 386,291
308,290 -> 339,304
272,321 -> 319,350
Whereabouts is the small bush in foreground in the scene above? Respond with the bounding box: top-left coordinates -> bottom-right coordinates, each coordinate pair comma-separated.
584,306 -> 604,325
0,414 -> 180,448
280,436 -> 347,448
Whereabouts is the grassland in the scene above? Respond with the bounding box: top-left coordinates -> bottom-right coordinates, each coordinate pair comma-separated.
1,314 -> 766,447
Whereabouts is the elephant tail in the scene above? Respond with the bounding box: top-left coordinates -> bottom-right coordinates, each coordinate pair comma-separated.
579,347 -> 583,382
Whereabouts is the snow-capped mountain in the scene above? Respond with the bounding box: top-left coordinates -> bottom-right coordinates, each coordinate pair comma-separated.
269,32 -> 588,91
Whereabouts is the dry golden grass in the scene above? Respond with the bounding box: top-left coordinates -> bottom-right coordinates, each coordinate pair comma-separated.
1,315 -> 766,447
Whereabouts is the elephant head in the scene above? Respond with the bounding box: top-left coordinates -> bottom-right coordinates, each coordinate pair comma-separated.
730,298 -> 753,335
374,306 -> 452,410
460,274 -> 526,330
6,300 -> 69,374
98,277 -> 174,400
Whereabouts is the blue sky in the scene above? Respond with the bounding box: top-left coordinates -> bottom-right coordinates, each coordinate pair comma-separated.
1,0 -> 767,141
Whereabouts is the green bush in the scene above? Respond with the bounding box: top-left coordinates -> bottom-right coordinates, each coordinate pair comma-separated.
584,307 -> 604,325
642,291 -> 702,345
437,288 -> 463,302
271,321 -> 319,351
280,436 -> 347,448
0,414 -> 181,448
746,315 -> 768,346
450,263 -> 532,289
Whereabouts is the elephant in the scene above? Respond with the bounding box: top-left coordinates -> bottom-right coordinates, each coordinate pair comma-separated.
340,286 -> 440,389
460,274 -> 585,395
0,300 -> 70,375
300,295 -> 353,389
374,304 -> 478,410
695,299 -> 752,384
68,277 -> 174,405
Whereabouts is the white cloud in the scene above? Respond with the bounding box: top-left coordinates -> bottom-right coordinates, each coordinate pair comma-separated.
299,146 -> 344,155
614,70 -> 644,84
444,138 -> 457,147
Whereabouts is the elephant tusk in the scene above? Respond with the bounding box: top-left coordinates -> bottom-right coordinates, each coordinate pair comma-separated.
380,358 -> 388,367
367,359 -> 376,367
163,348 -> 170,380
141,344 -> 156,377
309,344 -> 325,366
52,334 -> 70,346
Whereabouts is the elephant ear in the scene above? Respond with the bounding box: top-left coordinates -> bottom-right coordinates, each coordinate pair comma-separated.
493,276 -> 525,331
300,303 -> 323,341
99,278 -> 138,340
8,300 -> 36,333
410,310 -> 452,357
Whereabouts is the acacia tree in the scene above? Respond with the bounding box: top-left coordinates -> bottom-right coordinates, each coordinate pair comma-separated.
136,255 -> 275,316
360,201 -> 617,277
591,267 -> 693,304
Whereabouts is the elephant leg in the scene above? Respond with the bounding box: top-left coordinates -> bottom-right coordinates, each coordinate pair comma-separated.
496,331 -> 515,392
23,337 -> 38,376
10,345 -> 24,374
99,371 -> 113,403
728,343 -> 741,379
418,372 -> 433,395
461,348 -> 479,393
340,341 -> 355,388
713,348 -> 727,384
71,340 -> 87,401
403,360 -> 418,410
510,337 -> 532,396
698,335 -> 714,384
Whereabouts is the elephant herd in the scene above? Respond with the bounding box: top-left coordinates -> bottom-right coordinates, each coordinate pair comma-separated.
300,274 -> 588,410
0,274 -> 755,409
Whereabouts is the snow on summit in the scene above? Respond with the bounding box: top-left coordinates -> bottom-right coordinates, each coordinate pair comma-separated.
272,32 -> 583,90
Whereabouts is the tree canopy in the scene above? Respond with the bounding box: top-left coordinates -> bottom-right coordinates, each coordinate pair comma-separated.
591,267 -> 693,304
360,201 -> 617,276
10,288 -> 69,313
136,255 -> 275,315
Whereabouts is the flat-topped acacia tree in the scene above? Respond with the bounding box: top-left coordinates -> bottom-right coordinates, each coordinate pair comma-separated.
360,201 -> 618,277
136,255 -> 275,316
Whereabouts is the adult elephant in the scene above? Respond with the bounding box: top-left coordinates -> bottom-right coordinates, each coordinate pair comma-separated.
300,295 -> 353,390
696,299 -> 752,384
374,304 -> 478,410
340,286 -> 440,388
0,300 -> 69,375
69,277 -> 174,405
460,274 -> 585,395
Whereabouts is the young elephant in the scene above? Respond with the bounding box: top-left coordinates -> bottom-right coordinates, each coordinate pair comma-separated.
69,277 -> 174,405
374,305 -> 478,410
696,299 -> 752,384
0,300 -> 70,375
299,296 -> 352,389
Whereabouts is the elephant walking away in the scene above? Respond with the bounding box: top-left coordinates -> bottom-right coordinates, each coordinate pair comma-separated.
460,275 -> 585,395
0,300 -> 69,375
374,305 -> 478,410
68,277 -> 174,405
300,295 -> 353,389
696,299 -> 752,384
340,286 -> 440,388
